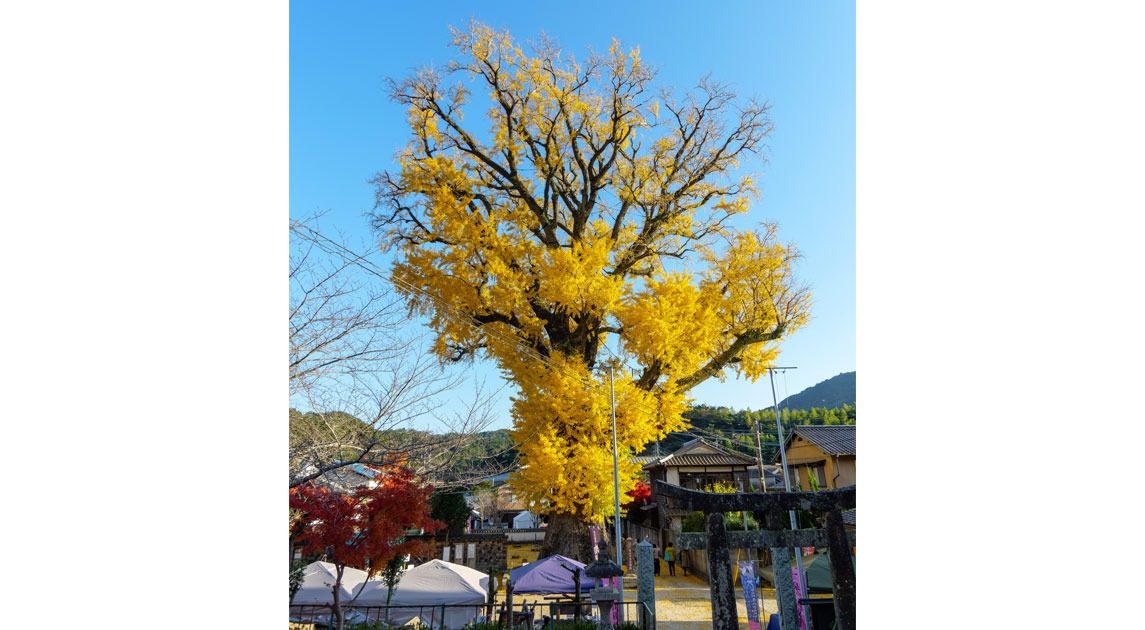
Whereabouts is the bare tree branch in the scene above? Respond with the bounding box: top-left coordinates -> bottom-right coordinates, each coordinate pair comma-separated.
289,216 -> 515,489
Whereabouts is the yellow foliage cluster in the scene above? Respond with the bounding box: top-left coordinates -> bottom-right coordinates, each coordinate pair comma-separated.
506,352 -> 689,520
533,225 -> 624,316
614,273 -> 723,372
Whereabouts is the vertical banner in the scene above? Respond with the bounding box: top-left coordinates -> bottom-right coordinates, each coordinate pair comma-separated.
791,568 -> 807,630
608,577 -> 622,625
738,561 -> 762,630
589,526 -> 601,560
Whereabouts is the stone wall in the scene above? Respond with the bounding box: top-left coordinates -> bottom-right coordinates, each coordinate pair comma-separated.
421,530 -> 546,576
428,533 -> 510,575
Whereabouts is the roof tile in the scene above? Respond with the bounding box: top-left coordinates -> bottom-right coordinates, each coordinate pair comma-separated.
788,425 -> 856,456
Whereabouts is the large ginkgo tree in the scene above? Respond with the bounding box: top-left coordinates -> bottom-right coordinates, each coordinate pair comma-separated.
371,21 -> 811,561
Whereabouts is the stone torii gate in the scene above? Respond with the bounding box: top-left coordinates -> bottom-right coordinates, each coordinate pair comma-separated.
653,481 -> 856,630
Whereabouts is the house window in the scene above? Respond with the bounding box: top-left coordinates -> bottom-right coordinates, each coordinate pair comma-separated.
788,463 -> 827,490
787,466 -> 801,490
811,465 -> 827,488
679,472 -> 742,491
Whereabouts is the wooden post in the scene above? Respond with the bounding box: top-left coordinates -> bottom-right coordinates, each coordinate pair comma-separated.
504,579 -> 514,630
574,568 -> 583,623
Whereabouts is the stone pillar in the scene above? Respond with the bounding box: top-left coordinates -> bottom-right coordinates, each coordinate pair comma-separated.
705,512 -> 739,630
592,588 -> 619,630
636,539 -> 656,626
768,508 -> 799,630
824,508 -> 856,630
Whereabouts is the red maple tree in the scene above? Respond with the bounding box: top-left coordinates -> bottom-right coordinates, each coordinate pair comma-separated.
622,480 -> 652,523
289,466 -> 444,629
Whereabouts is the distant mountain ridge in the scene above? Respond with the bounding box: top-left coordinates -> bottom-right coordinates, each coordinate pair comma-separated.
778,371 -> 855,410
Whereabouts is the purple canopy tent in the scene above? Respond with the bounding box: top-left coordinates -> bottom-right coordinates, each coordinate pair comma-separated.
508,554 -> 597,594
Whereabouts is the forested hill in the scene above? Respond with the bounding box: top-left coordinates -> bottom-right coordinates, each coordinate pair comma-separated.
777,371 -> 855,410
296,370 -> 855,483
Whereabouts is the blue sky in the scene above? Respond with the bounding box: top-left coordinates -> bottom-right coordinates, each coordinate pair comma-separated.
290,1 -> 855,425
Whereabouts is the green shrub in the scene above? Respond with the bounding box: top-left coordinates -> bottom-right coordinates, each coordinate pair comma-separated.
724,510 -> 758,531
289,559 -> 308,601
682,507 -> 759,532
681,511 -> 705,532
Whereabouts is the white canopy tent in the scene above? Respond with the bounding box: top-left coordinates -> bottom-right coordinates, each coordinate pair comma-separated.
358,559 -> 490,629
512,510 -> 541,528
291,561 -> 374,607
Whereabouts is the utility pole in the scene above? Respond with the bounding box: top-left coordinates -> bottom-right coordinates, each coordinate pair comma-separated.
749,409 -> 768,493
768,366 -> 808,629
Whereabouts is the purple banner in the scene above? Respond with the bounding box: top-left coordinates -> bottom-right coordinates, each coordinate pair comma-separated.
791,568 -> 808,630
608,577 -> 622,625
589,527 -> 600,561
738,561 -> 761,630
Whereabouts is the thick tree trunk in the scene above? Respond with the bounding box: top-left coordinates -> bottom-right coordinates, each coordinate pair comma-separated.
385,585 -> 395,625
540,513 -> 600,564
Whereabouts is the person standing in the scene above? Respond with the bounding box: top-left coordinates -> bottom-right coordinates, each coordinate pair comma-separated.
653,543 -> 661,576
664,543 -> 677,576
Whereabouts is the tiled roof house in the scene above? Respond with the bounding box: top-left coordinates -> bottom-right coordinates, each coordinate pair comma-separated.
775,425 -> 856,491
640,439 -> 783,546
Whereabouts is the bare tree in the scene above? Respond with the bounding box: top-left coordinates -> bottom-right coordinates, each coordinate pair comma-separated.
289,216 -> 514,488
468,480 -> 506,529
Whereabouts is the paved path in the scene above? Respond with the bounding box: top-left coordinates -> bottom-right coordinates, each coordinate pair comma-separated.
650,572 -> 778,630
511,572 -> 779,630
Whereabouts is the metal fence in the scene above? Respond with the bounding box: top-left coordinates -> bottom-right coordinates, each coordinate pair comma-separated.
289,599 -> 655,630
534,599 -> 653,630
290,603 -> 488,629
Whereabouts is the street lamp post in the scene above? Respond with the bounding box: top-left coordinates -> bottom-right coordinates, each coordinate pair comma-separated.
608,363 -> 624,623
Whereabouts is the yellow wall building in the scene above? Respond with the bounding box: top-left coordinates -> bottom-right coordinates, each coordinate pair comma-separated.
777,425 -> 856,491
